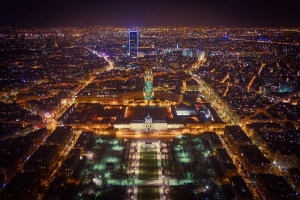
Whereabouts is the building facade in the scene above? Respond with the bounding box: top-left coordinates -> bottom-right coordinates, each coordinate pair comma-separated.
129,30 -> 138,57
144,69 -> 154,100
114,113 -> 183,131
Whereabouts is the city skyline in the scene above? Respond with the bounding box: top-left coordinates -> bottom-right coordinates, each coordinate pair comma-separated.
0,1 -> 300,199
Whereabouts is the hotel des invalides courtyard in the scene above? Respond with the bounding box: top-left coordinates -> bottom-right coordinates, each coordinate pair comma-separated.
51,59 -> 239,197
59,68 -> 225,137
54,63 -> 231,198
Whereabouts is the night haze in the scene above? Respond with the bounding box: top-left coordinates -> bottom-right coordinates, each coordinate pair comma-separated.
0,0 -> 300,27
1,0 -> 300,200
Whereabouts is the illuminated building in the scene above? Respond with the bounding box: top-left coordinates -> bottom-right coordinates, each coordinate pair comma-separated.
256,174 -> 297,200
113,113 -> 184,131
129,30 -> 138,57
143,69 -> 154,100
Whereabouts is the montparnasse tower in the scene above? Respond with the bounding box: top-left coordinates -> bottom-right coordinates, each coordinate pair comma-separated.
143,69 -> 154,101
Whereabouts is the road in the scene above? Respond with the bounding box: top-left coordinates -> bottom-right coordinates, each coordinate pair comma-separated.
189,66 -> 263,199
85,46 -> 114,70
36,47 -> 113,199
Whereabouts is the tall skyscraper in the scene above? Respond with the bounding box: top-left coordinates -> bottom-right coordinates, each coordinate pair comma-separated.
143,69 -> 154,100
129,30 -> 138,57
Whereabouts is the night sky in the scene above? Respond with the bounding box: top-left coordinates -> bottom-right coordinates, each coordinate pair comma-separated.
0,0 -> 300,28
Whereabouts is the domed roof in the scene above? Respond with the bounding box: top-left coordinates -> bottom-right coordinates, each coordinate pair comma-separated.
145,113 -> 152,121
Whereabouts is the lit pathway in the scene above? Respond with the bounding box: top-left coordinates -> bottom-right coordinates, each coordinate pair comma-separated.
157,142 -> 164,200
129,140 -> 195,200
106,140 -> 195,200
132,141 -> 163,200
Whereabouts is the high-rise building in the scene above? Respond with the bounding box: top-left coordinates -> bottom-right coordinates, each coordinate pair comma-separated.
143,69 -> 154,100
129,30 -> 138,57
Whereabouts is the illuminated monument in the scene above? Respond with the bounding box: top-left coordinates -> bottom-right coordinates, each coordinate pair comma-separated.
143,69 -> 154,100
129,30 -> 138,57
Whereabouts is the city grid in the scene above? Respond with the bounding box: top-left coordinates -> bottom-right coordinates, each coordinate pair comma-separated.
0,25 -> 299,200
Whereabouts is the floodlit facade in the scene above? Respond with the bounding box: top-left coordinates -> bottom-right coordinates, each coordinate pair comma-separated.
143,69 -> 154,100
114,113 -> 183,131
129,30 -> 138,57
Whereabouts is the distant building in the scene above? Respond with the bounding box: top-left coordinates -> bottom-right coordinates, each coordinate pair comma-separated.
216,148 -> 233,164
144,69 -> 154,100
182,49 -> 198,58
23,145 -> 60,177
216,148 -> 238,179
59,149 -> 81,176
0,172 -> 41,200
114,113 -> 183,131
45,126 -> 73,152
154,91 -> 183,102
256,174 -> 297,200
274,149 -> 300,170
224,125 -> 252,153
74,131 -> 94,153
204,132 -> 223,150
237,145 -> 270,176
129,30 -> 138,57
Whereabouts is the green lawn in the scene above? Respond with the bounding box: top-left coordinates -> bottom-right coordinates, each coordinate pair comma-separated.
139,149 -> 158,180
137,186 -> 160,200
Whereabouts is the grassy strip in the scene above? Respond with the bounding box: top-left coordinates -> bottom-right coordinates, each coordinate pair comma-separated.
137,186 -> 160,200
139,149 -> 158,180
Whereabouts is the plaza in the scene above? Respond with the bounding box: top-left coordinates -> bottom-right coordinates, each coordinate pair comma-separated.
72,132 -> 232,200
